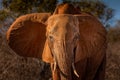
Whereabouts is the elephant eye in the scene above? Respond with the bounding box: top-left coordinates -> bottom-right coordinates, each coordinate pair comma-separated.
73,34 -> 80,43
74,34 -> 80,41
48,35 -> 54,42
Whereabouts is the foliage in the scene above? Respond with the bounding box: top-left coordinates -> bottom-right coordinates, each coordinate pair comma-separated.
3,0 -> 33,14
108,27 -> 120,42
2,0 -> 57,14
0,9 -> 9,21
62,0 -> 114,26
108,21 -> 120,42
37,0 -> 58,12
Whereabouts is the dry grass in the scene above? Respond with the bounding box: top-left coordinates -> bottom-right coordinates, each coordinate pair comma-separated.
0,27 -> 120,80
0,36 -> 51,80
105,28 -> 120,80
106,43 -> 120,80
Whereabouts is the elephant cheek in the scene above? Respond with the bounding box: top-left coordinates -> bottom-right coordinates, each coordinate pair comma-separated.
42,40 -> 53,63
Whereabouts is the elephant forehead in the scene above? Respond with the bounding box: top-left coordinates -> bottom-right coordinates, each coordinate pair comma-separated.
47,14 -> 77,33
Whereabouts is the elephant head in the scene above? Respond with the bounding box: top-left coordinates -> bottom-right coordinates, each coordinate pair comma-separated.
42,14 -> 107,80
53,3 -> 81,14
6,9 -> 107,80
42,14 -> 80,80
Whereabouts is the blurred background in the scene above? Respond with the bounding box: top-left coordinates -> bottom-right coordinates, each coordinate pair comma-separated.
0,0 -> 120,80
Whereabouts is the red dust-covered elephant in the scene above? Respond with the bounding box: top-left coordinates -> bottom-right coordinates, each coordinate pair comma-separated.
6,3 -> 107,80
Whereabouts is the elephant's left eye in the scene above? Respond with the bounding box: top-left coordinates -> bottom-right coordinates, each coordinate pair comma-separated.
73,35 -> 80,42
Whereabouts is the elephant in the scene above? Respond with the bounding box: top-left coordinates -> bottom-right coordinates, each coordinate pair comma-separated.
6,3 -> 107,80
42,14 -> 107,80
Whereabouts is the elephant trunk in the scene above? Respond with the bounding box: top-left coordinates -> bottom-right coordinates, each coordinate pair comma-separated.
53,41 -> 79,80
54,42 -> 72,80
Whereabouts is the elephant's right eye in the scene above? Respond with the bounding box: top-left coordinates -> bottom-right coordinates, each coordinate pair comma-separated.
48,35 -> 54,42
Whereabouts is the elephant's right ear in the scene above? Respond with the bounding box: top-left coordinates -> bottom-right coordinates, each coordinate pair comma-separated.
6,13 -> 51,59
42,40 -> 53,63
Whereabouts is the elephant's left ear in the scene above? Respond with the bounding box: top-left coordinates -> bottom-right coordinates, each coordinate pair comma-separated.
6,13 -> 51,59
74,13 -> 107,63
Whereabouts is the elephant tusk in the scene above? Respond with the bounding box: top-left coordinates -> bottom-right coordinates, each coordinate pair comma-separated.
72,63 -> 79,78
53,61 -> 57,72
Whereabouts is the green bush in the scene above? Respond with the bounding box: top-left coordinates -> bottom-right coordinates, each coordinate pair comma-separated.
108,27 -> 120,42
